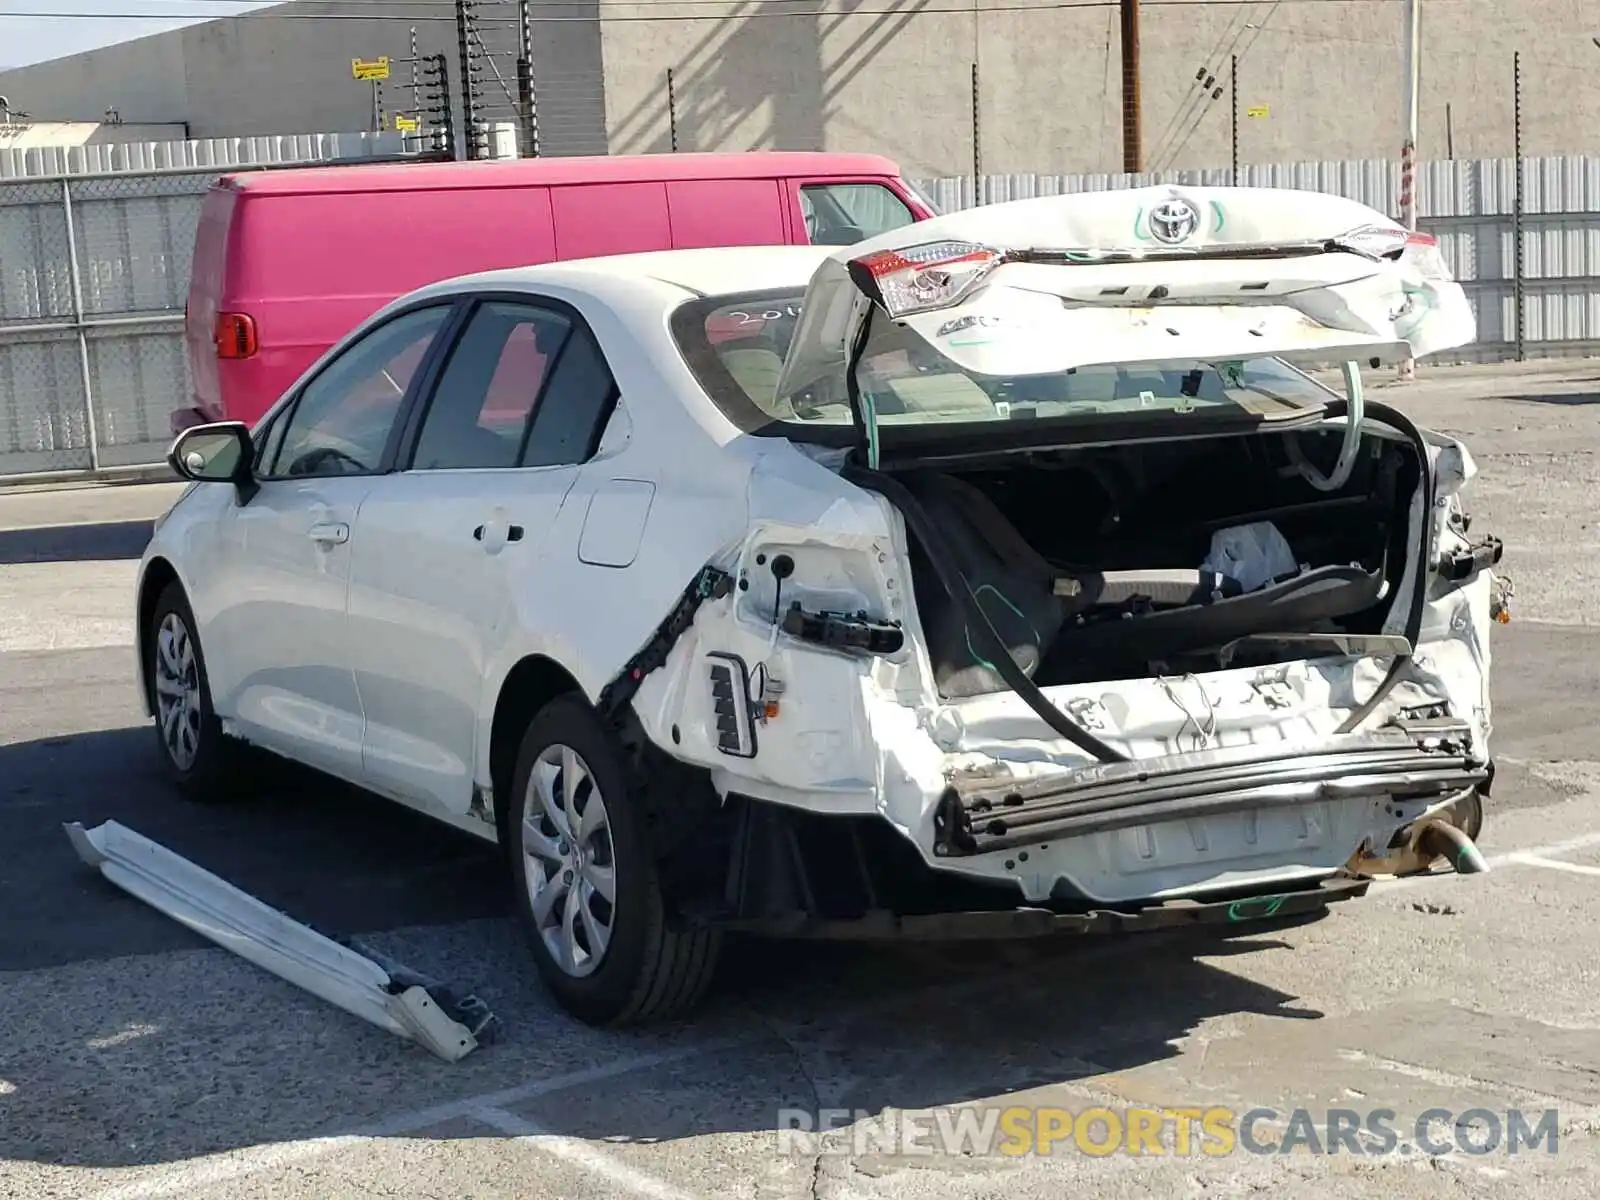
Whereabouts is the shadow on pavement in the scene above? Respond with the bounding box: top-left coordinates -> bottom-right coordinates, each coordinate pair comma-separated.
0,725 -> 507,975
0,520 -> 153,565
0,719 -> 1330,1174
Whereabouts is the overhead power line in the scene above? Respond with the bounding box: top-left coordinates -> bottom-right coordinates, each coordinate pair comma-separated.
0,0 -> 1490,20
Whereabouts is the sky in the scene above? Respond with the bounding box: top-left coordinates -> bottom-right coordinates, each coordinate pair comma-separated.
0,2 -> 269,70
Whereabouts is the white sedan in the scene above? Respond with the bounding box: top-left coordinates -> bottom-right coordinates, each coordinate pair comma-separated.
140,185 -> 1509,1027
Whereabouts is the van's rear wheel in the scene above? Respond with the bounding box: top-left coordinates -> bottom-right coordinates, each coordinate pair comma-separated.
506,696 -> 722,1026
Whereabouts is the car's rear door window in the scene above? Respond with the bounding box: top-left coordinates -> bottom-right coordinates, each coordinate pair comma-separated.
519,321 -> 618,468
403,297 -> 618,472
409,300 -> 572,471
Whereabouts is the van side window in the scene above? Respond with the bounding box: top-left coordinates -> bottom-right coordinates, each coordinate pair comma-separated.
520,322 -> 618,468
799,184 -> 915,245
263,304 -> 451,478
411,301 -> 571,471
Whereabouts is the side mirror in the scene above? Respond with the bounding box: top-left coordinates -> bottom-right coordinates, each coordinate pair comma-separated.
168,421 -> 254,488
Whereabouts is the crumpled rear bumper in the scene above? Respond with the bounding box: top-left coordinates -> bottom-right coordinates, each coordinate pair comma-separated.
932,723 -> 1487,859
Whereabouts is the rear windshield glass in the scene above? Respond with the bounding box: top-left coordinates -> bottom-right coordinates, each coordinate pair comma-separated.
670,289 -> 1338,441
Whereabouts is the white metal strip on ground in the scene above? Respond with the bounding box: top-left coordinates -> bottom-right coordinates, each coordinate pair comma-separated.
64,819 -> 493,1063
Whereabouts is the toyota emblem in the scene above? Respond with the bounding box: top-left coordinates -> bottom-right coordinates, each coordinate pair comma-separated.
1148,197 -> 1201,245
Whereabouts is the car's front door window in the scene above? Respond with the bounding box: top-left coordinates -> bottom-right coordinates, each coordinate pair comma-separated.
264,304 -> 452,479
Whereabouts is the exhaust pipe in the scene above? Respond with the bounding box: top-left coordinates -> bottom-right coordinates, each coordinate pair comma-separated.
1343,785 -> 1489,878
1415,817 -> 1490,874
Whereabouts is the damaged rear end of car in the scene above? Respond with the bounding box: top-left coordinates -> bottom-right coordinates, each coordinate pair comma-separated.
632,185 -> 1508,940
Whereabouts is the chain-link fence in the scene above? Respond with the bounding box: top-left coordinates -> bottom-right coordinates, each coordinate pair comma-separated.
0,169 -> 223,478
0,144 -> 444,482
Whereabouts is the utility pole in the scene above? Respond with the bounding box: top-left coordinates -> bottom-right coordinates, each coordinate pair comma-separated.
516,0 -> 538,157
455,0 -> 483,160
1398,0 -> 1420,381
1120,0 -> 1141,173
410,26 -> 420,127
1230,53 -> 1239,185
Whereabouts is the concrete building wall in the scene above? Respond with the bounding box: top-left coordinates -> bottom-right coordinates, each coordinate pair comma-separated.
177,3 -> 457,138
0,32 -> 190,127
0,0 -> 1595,177
0,0 -> 607,157
598,0 -> 1600,178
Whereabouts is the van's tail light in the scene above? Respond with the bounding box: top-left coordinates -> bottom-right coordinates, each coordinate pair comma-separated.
1335,225 -> 1452,281
846,240 -> 1003,317
213,312 -> 258,359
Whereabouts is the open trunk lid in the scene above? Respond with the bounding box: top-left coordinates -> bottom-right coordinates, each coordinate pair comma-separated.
772,184 -> 1476,427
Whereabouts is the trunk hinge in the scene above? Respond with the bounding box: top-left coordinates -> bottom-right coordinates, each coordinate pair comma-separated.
843,297 -> 881,470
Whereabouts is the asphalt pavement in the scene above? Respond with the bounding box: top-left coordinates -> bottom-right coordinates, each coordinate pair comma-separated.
5,361 -> 1600,1199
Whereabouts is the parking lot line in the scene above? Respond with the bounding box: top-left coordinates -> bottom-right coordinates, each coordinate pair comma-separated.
86,1039 -> 748,1200
473,1105 -> 702,1200
83,935 -> 1168,1200
1503,853 -> 1600,878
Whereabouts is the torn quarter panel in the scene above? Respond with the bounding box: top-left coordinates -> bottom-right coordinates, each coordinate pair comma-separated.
624,442 -> 917,801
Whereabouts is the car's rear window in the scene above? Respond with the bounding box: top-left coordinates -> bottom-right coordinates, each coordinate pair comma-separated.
670,288 -> 1337,446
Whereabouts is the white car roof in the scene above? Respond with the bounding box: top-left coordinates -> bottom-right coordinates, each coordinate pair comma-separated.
408,243 -> 835,309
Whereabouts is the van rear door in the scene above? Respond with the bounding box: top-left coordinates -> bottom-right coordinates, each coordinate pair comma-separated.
180,185 -> 238,430
784,177 -> 925,246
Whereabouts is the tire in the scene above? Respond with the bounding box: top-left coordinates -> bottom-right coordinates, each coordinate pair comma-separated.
146,581 -> 248,802
506,694 -> 722,1027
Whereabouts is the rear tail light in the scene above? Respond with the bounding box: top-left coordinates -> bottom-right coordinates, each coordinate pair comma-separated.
846,240 -> 1003,318
1398,230 -> 1452,281
213,312 -> 258,359
1334,225 -> 1452,281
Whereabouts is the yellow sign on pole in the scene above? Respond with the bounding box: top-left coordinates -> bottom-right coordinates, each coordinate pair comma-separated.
394,115 -> 419,133
352,57 -> 391,81
1246,105 -> 1270,119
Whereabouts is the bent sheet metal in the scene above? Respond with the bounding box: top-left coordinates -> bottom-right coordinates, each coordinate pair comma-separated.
64,819 -> 498,1063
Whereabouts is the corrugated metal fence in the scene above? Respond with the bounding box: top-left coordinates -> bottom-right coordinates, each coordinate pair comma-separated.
0,133 -> 419,480
4,148 -> 1600,481
0,129 -> 413,180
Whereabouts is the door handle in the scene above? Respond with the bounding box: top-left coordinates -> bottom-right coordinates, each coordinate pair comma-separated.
308,521 -> 350,546
473,523 -> 524,543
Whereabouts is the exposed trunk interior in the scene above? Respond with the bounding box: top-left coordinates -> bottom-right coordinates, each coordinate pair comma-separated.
894,425 -> 1421,697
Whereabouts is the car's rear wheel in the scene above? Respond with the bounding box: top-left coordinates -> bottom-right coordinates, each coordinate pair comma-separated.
507,695 -> 722,1026
146,581 -> 246,801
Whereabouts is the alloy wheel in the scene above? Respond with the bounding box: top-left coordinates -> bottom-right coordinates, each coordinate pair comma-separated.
521,743 -> 618,978
153,611 -> 203,771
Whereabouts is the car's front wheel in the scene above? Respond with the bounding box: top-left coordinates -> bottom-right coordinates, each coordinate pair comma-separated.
506,695 -> 722,1026
146,581 -> 245,801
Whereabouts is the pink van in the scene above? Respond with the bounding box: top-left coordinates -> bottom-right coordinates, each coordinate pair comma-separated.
177,150 -> 937,433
